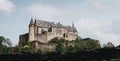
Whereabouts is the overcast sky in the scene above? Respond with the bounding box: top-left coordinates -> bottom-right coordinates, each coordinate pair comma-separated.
0,0 -> 120,46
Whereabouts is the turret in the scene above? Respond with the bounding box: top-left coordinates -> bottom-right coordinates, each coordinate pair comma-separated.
29,18 -> 34,27
72,22 -> 74,27
29,18 -> 35,42
34,19 -> 38,36
34,19 -> 37,26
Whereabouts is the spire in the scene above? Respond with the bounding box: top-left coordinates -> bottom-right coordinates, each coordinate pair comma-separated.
72,22 -> 74,27
29,18 -> 34,27
30,18 -> 34,25
34,19 -> 37,26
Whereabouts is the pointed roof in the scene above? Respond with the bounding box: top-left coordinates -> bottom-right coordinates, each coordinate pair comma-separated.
30,18 -> 34,25
72,22 -> 74,27
35,19 -> 54,28
65,26 -> 77,32
34,19 -> 37,26
53,22 -> 63,28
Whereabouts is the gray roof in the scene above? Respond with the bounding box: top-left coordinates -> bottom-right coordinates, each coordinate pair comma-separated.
35,19 -> 54,28
65,26 -> 77,32
53,22 -> 63,28
34,20 -> 77,32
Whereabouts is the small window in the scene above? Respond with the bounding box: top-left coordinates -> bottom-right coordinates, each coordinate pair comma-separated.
63,33 -> 65,38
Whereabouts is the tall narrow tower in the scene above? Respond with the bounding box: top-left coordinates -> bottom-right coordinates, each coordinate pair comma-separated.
29,18 -> 35,42
34,19 -> 38,40
72,22 -> 74,27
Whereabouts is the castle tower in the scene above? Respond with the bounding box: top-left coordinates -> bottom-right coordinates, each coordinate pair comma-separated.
29,18 -> 35,42
34,19 -> 37,35
34,19 -> 38,40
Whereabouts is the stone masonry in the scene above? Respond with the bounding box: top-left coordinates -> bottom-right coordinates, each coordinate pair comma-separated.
19,18 -> 78,50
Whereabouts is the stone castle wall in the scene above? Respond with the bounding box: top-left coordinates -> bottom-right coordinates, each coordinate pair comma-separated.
19,19 -> 78,51
37,34 -> 47,43
29,25 -> 78,43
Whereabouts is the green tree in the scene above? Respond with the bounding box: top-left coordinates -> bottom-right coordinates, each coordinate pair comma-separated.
37,49 -> 42,53
65,45 -> 74,53
103,42 -> 114,48
0,46 -> 8,54
74,38 -> 101,51
55,42 -> 66,53
0,36 -> 12,47
0,36 -> 12,54
20,42 -> 35,53
13,46 -> 22,54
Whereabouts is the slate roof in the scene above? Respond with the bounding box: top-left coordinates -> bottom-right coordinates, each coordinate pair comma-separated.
65,26 -> 77,32
33,19 -> 77,32
53,22 -> 63,28
35,19 -> 54,28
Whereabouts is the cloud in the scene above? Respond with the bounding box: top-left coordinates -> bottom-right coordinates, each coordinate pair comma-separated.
75,18 -> 103,38
75,19 -> 101,29
93,0 -> 105,11
74,0 -> 106,12
0,0 -> 15,13
75,18 -> 120,46
25,4 -> 64,21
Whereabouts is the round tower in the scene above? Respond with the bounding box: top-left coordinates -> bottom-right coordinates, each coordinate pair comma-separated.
34,19 -> 39,40
29,18 -> 35,42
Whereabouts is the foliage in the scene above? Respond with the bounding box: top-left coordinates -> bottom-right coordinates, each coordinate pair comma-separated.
0,36 -> 12,47
53,37 -> 101,53
55,42 -> 66,53
37,49 -> 42,53
20,42 -> 35,53
21,47 -> 33,53
74,38 -> 101,51
0,36 -> 13,54
65,45 -> 74,53
0,46 -> 8,54
49,37 -> 68,43
0,36 -> 102,54
103,42 -> 115,48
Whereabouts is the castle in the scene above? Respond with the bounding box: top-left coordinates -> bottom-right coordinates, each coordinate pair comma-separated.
19,18 -> 78,50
